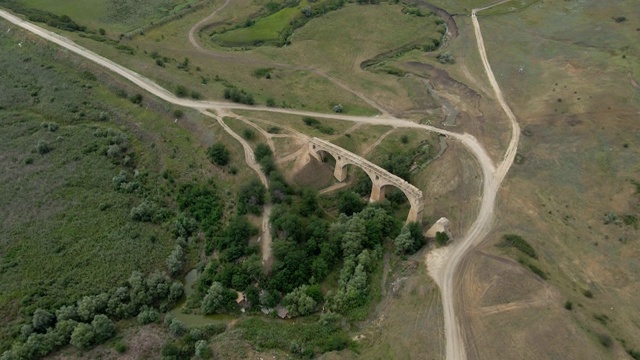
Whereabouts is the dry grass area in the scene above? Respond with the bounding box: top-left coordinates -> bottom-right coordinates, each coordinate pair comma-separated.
442,0 -> 640,358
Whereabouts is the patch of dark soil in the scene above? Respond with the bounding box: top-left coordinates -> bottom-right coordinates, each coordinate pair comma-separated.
292,157 -> 334,188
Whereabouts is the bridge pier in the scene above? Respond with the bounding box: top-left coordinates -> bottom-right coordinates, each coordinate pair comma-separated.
370,177 -> 386,203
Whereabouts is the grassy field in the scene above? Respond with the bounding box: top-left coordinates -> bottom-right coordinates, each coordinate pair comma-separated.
213,0 -> 309,46
16,0 -> 202,34
451,0 -> 640,358
0,19 -> 251,352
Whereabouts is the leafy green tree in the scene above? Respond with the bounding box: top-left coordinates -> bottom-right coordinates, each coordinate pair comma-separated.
237,179 -> 266,215
137,308 -> 160,324
254,143 -> 273,161
168,282 -> 184,303
166,245 -> 184,275
283,285 -> 317,317
55,305 -> 78,321
207,143 -> 230,166
201,282 -> 231,314
195,340 -> 211,359
338,192 -> 365,216
168,318 -> 186,337
32,309 -> 54,332
394,226 -> 413,254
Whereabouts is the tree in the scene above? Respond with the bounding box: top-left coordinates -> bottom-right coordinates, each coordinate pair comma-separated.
338,192 -> 364,216
70,323 -> 95,349
237,179 -> 266,215
91,315 -> 115,343
137,308 -> 160,324
201,282 -> 228,314
254,143 -> 273,161
194,340 -> 211,359
168,318 -> 186,337
32,309 -> 54,332
166,245 -> 184,275
283,285 -> 317,317
56,305 -> 78,321
207,143 -> 230,166
394,225 -> 414,255
168,282 -> 184,303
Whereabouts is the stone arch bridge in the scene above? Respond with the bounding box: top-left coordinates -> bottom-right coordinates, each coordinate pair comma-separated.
308,138 -> 424,223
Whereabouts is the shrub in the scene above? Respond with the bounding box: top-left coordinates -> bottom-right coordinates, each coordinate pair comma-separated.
242,128 -> 255,140
266,97 -> 276,107
583,289 -> 593,298
173,109 -> 184,118
36,140 -> 52,155
332,104 -> 343,113
114,341 -> 127,353
129,94 -> 143,105
400,135 -> 409,144
564,301 -> 573,310
597,333 -> 612,348
32,309 -> 55,332
500,234 -> 537,259
175,85 -> 188,97
436,52 -> 455,64
207,143 -> 230,166
435,231 -> 449,247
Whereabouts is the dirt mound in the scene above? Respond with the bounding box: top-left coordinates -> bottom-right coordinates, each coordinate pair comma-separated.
292,157 -> 334,189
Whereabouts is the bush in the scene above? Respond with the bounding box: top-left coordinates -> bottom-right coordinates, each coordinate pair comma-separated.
207,143 -> 230,166
436,52 -> 455,64
173,109 -> 184,118
194,340 -> 211,359
583,289 -> 593,298
564,301 -> 573,310
266,97 -> 276,107
32,309 -> 54,332
339,192 -> 365,216
114,341 -> 127,353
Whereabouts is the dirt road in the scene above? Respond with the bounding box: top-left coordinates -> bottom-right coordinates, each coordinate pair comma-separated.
0,7 -> 518,359
428,2 -> 521,360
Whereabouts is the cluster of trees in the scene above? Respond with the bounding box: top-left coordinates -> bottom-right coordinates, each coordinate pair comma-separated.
160,322 -> 225,360
1,272 -> 183,359
325,206 -> 397,312
237,180 -> 266,216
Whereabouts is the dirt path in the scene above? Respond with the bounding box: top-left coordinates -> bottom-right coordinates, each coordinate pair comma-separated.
1,8 -> 518,359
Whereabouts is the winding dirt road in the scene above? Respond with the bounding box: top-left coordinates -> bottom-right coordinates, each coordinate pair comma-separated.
0,4 -> 519,359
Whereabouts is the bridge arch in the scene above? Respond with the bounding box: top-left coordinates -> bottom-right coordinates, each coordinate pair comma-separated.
309,138 -> 424,223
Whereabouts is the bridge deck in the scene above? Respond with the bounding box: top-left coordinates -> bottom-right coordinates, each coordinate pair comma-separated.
311,138 -> 423,199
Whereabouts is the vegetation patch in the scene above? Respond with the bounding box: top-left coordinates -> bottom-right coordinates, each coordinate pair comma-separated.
498,234 -> 538,259
211,0 -> 346,47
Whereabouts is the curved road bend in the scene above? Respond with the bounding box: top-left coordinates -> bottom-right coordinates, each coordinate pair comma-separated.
0,5 -> 519,359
